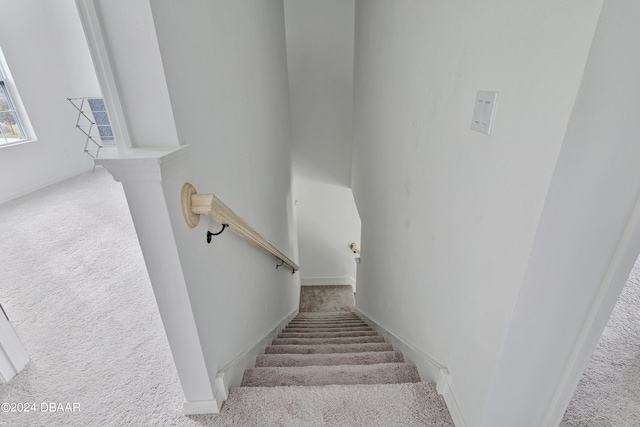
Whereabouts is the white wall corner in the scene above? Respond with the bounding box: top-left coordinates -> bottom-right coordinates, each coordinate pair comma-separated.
301,276 -> 356,288
354,310 -> 469,424
439,378 -> 468,427
215,308 -> 298,402
354,308 -> 445,381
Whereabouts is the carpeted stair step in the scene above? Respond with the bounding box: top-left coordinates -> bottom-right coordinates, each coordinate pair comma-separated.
241,362 -> 421,387
284,326 -> 373,333
292,313 -> 359,318
292,316 -> 359,321
215,382 -> 454,426
289,320 -> 364,325
255,351 -> 405,367
295,311 -> 357,316
265,342 -> 393,354
288,319 -> 365,324
285,322 -> 368,328
291,315 -> 359,319
294,313 -> 360,320
278,330 -> 379,339
272,336 -> 385,346
290,317 -> 364,321
219,382 -> 454,426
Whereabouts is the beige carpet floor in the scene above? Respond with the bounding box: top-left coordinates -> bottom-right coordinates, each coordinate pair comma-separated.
561,254 -> 640,426
0,168 -> 219,426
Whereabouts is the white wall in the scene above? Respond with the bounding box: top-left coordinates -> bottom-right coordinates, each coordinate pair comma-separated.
294,176 -> 360,288
481,1 -> 640,425
351,1 -> 603,425
284,0 -> 355,187
94,0 -> 178,147
149,0 -> 299,390
0,0 -> 98,204
284,0 -> 360,285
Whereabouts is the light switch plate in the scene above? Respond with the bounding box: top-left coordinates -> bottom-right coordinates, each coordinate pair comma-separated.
471,91 -> 498,135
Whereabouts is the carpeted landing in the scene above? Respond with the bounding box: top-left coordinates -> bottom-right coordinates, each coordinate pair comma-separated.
214,311 -> 454,426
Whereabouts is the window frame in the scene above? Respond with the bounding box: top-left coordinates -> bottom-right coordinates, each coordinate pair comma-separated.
0,47 -> 35,148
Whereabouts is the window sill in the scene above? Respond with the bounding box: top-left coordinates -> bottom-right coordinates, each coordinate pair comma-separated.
0,139 -> 37,149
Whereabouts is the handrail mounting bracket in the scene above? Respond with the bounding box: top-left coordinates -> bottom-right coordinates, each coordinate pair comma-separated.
181,183 -> 200,228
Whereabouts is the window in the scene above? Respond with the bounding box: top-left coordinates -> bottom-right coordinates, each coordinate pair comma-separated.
0,49 -> 32,146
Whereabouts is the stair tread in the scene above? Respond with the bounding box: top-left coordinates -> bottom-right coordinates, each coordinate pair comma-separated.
265,342 -> 393,354
217,382 -> 454,426
288,320 -> 366,324
287,323 -> 369,326
284,326 -> 373,332
295,312 -> 356,316
287,322 -> 367,328
278,330 -> 378,339
255,351 -> 405,367
272,336 -> 385,346
241,362 -> 421,387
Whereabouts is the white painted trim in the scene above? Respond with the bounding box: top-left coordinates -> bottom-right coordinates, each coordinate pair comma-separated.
94,146 -> 189,182
215,307 -> 298,401
99,147 -> 220,413
542,187 -> 640,426
438,378 -> 469,427
0,165 -> 93,206
355,308 -> 465,426
0,308 -> 29,383
301,276 -> 356,287
75,0 -> 132,149
355,308 -> 445,380
183,398 -> 221,415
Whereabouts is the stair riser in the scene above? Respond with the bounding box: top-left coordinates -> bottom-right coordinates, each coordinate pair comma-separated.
286,325 -> 372,330
291,320 -> 361,324
289,320 -> 364,324
272,336 -> 385,346
255,351 -> 405,367
241,362 -> 421,387
265,343 -> 394,354
278,331 -> 378,339
284,327 -> 373,333
286,323 -> 368,328
295,312 -> 357,316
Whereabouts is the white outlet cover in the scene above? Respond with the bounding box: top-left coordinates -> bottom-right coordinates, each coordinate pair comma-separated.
471,91 -> 498,135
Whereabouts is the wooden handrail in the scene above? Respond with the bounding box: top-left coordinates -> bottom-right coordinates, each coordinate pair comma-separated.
181,183 -> 299,273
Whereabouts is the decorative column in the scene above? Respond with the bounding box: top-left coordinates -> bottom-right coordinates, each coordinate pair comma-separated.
95,146 -> 221,414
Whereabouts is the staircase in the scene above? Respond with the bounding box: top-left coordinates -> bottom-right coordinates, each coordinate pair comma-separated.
213,311 -> 454,426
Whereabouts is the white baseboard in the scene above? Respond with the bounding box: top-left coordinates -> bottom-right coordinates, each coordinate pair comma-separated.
183,398 -> 222,415
215,308 -> 298,401
354,308 -> 444,381
437,372 -> 468,427
301,276 -> 356,288
0,165 -> 94,206
355,308 -> 467,427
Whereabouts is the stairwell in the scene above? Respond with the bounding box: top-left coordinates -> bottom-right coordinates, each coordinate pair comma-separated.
213,310 -> 454,426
